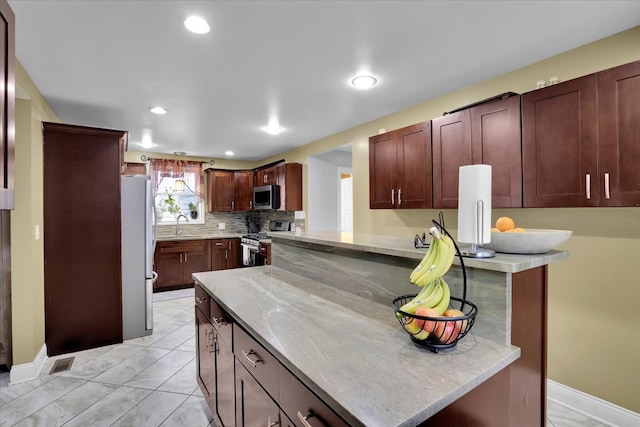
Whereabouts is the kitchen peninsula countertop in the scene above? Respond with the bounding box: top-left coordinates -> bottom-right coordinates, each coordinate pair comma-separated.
269,230 -> 568,273
156,232 -> 244,242
194,265 -> 520,426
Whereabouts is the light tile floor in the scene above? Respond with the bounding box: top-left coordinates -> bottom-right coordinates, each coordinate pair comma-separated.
0,289 -> 610,427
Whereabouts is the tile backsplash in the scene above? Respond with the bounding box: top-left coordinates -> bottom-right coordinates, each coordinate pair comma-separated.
156,210 -> 295,238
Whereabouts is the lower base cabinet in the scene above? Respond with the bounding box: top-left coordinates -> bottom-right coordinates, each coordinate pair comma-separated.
197,284 -> 348,427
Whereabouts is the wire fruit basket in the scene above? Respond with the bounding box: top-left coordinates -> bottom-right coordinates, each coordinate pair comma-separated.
392,218 -> 478,353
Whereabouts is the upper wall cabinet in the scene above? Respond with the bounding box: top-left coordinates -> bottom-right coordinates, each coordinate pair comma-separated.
206,169 -> 253,212
432,94 -> 522,209
0,0 -> 15,210
275,162 -> 302,211
369,121 -> 432,209
522,59 -> 640,207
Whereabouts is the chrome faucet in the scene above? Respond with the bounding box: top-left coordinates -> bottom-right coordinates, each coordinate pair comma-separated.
176,214 -> 188,236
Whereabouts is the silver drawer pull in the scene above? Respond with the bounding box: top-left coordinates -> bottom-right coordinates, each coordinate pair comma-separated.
586,173 -> 591,199
267,416 -> 280,427
212,316 -> 227,327
241,349 -> 263,367
604,172 -> 611,199
195,296 -> 206,304
297,411 -> 322,427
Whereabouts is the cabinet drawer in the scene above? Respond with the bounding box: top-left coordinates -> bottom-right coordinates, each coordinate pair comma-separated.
279,365 -> 349,427
210,298 -> 232,342
158,239 -> 210,253
195,284 -> 210,319
233,324 -> 280,400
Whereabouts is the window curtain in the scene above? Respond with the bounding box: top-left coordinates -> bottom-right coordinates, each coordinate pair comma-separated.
149,158 -> 205,201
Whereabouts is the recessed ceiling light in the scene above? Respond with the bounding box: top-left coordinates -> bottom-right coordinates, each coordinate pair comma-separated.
351,73 -> 378,89
173,151 -> 186,156
139,132 -> 153,148
184,16 -> 210,34
149,106 -> 167,115
263,118 -> 284,135
225,150 -> 234,156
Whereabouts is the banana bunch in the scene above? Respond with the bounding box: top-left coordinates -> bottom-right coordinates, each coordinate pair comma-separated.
399,277 -> 451,316
409,227 -> 456,287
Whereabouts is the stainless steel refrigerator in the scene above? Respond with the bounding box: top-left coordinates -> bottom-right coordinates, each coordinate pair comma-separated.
121,175 -> 156,339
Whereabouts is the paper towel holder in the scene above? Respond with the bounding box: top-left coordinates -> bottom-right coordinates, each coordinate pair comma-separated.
459,199 -> 495,258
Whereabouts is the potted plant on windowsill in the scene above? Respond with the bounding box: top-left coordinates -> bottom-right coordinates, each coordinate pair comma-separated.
161,194 -> 182,219
188,202 -> 198,220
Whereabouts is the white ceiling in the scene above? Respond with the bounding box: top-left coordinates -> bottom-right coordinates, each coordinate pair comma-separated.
9,1 -> 640,161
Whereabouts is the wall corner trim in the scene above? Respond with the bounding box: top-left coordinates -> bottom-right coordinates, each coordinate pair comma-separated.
548,379 -> 640,426
9,344 -> 47,385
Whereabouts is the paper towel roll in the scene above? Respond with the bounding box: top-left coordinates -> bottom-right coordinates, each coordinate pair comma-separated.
457,164 -> 492,244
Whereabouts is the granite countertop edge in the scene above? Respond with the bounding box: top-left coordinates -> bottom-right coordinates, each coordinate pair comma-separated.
269,231 -> 568,273
193,266 -> 521,426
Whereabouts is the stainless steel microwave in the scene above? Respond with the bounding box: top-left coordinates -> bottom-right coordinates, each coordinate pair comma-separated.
253,184 -> 279,210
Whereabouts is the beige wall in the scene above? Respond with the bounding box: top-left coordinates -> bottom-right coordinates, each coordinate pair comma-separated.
11,27 -> 639,412
11,61 -> 59,364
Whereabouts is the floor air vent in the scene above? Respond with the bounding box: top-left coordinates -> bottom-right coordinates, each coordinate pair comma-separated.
49,357 -> 74,374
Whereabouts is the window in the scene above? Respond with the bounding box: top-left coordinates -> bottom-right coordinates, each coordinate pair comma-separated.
150,159 -> 205,225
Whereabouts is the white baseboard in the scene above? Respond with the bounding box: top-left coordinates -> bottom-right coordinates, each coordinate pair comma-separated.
9,344 -> 48,385
548,379 -> 640,427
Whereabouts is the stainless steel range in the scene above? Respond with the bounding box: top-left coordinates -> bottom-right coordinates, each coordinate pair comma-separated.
240,232 -> 270,266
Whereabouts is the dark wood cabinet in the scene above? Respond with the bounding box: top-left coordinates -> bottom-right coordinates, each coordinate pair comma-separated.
276,163 -> 303,211
369,121 -> 432,209
196,306 -> 216,402
255,166 -> 277,186
122,162 -> 146,176
432,94 -> 522,208
206,169 -> 235,212
235,359 -> 282,427
207,169 -> 254,212
43,122 -> 127,356
0,0 -> 14,210
259,242 -> 271,266
211,238 -> 240,271
596,60 -> 640,207
522,74 -> 598,207
154,240 -> 211,291
234,170 -> 254,211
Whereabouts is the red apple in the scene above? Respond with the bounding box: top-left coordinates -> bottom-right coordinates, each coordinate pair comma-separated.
443,308 -> 468,333
434,320 -> 460,344
414,306 -> 439,333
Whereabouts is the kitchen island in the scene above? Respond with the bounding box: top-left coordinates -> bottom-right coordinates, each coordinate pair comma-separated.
194,231 -> 568,426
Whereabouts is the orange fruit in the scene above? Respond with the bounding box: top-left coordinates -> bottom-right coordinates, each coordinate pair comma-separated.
491,227 -> 500,232
514,227 -> 527,232
495,216 -> 515,232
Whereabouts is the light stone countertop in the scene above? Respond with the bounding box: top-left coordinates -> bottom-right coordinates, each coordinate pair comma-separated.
269,230 -> 569,273
194,266 -> 520,427
156,232 -> 244,242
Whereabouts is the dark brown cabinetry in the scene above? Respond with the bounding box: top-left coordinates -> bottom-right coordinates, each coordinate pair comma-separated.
522,60 -> 640,207
432,95 -> 522,208
122,162 -> 146,176
255,166 -> 277,186
0,0 -> 14,210
369,121 -> 432,209
211,238 -> 240,271
43,122 -> 127,356
259,242 -> 271,266
235,359 -> 281,427
276,162 -> 303,211
154,240 -> 211,291
206,169 -> 254,212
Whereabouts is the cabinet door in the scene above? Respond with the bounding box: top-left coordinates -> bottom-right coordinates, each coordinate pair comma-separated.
369,131 -> 396,209
226,238 -> 241,269
122,162 -> 146,176
215,329 -> 235,427
471,95 -> 522,208
432,110 -> 472,209
183,241 -> 211,283
259,242 -> 271,266
207,169 -> 234,212
277,163 -> 303,211
211,239 -> 228,271
396,121 -> 431,209
0,0 -> 14,210
597,60 -> 640,207
154,250 -> 184,290
235,359 -> 281,427
522,74 -> 598,207
235,170 -> 254,211
195,307 -> 216,410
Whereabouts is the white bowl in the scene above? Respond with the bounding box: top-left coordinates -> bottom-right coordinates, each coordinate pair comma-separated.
480,229 -> 572,254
